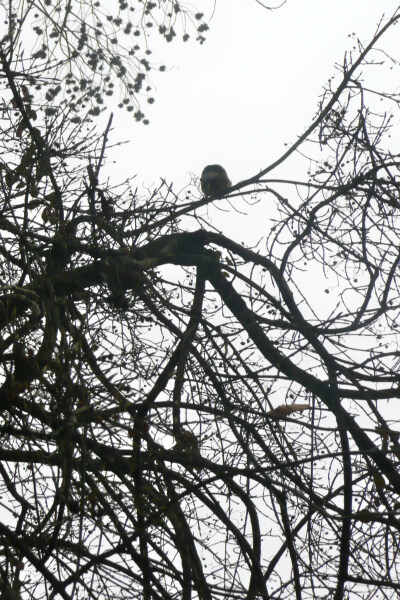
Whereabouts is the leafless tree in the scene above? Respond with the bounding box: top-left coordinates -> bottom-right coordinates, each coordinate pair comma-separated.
1,3 -> 400,600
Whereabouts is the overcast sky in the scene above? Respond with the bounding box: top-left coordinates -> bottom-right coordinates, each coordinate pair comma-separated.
108,0 -> 400,197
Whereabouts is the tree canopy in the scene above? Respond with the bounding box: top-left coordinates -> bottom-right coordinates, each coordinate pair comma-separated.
1,3 -> 400,600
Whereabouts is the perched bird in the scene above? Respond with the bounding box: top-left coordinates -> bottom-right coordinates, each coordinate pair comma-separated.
174,428 -> 199,453
173,427 -> 202,472
200,164 -> 231,196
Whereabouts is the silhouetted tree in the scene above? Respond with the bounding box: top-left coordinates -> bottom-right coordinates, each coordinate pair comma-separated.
1,4 -> 400,600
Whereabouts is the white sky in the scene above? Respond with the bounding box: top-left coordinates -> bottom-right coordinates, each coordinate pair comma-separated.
109,0 -> 400,194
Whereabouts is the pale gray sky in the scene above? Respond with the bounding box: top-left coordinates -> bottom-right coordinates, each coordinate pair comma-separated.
109,0 -> 400,193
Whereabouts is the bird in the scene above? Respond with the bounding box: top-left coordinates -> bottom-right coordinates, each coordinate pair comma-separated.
200,164 -> 231,196
173,427 -> 202,472
174,428 -> 199,453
